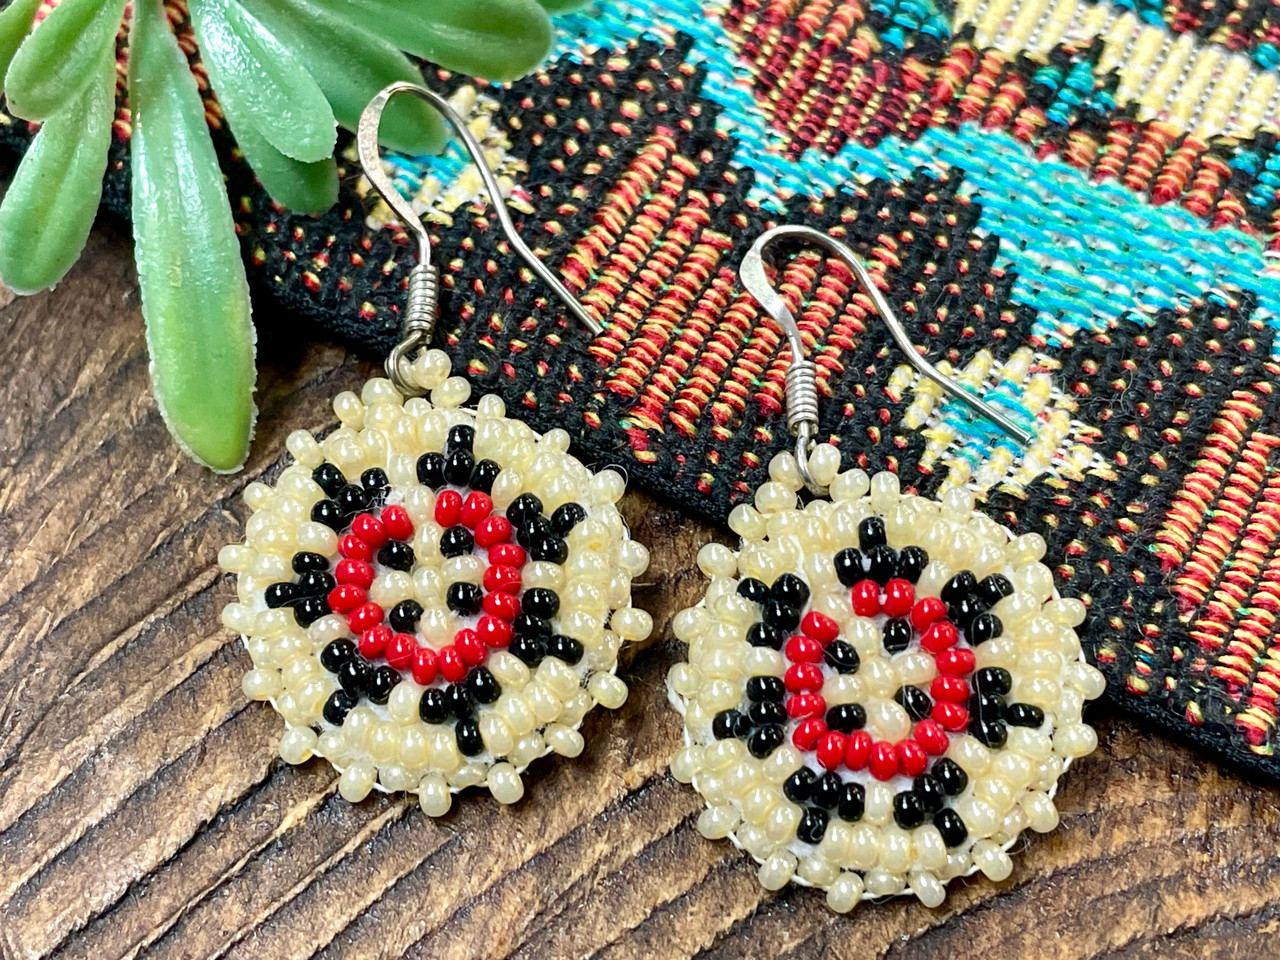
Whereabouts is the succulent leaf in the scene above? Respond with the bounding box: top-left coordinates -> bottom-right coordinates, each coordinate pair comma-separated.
5,0 -> 128,121
0,0 -> 44,88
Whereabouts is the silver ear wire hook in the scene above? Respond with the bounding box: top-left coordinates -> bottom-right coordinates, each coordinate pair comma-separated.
740,224 -> 1033,494
357,82 -> 603,393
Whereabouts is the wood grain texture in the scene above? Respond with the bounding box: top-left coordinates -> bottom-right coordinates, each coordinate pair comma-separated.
2,222 -> 1279,960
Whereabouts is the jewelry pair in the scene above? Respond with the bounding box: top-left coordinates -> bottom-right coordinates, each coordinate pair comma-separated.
218,84 -> 1104,910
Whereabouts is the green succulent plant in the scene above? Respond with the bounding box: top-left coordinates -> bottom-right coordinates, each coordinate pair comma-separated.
0,0 -> 583,470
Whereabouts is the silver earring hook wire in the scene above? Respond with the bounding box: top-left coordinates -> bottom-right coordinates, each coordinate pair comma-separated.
357,82 -> 602,392
740,224 -> 1033,494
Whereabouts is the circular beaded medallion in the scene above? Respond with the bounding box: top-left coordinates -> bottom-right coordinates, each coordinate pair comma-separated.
219,351 -> 651,812
667,456 -> 1104,911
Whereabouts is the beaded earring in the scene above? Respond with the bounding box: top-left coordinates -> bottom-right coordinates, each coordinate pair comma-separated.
666,226 -> 1106,911
218,83 -> 652,813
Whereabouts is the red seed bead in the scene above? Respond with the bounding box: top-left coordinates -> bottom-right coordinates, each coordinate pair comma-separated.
455,628 -> 487,665
850,579 -> 881,617
477,615 -> 513,648
897,739 -> 928,777
347,601 -> 384,633
475,515 -> 513,548
434,489 -> 462,527
816,731 -> 849,770
358,624 -> 392,659
784,634 -> 824,664
460,491 -> 493,528
932,701 -> 970,732
327,583 -> 367,614
385,631 -> 416,670
483,564 -> 522,595
350,513 -> 388,548
793,717 -> 828,751
914,719 -> 951,755
869,740 -> 899,780
882,578 -> 915,618
930,674 -> 971,703
920,620 -> 959,653
380,504 -> 414,541
935,647 -> 976,676
910,596 -> 947,631
438,645 -> 467,682
334,558 -> 375,588
488,542 -> 526,567
786,692 -> 826,719
784,662 -> 824,693
845,730 -> 873,770
338,534 -> 373,562
411,646 -> 438,685
801,610 -> 839,644
483,591 -> 520,620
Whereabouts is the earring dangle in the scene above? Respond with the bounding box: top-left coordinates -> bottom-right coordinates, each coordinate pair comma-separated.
666,226 -> 1105,911
218,83 -> 652,813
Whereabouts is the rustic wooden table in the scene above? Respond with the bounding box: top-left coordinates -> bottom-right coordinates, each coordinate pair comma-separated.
2,223 -> 1279,960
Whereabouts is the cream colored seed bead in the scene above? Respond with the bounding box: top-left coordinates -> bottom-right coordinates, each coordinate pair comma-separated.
807,443 -> 842,488
697,804 -> 740,839
387,682 -> 423,724
879,826 -> 914,873
914,825 -> 948,871
370,571 -> 414,606
490,469 -> 524,510
380,764 -> 419,792
758,852 -> 798,891
332,391 -> 365,428
863,869 -> 905,897
545,723 -> 585,757
754,480 -> 796,515
611,607 -> 653,642
697,543 -> 738,578
910,869 -> 946,908
826,872 -> 865,912
869,470 -> 900,513
487,763 -> 525,804
242,668 -> 281,701
971,840 -> 1014,881
798,854 -> 840,887
510,733 -> 546,766
1055,722 -> 1098,757
738,825 -> 771,859
317,729 -> 348,763
587,468 -> 626,505
830,468 -> 871,503
286,430 -> 324,468
398,726 -> 431,769
728,503 -> 767,540
296,521 -> 339,556
616,539 -> 649,576
410,349 -> 451,391
338,761 -> 377,802
218,544 -> 255,574
864,782 -> 895,826
670,746 -> 700,783
846,823 -> 880,869
222,602 -> 256,634
768,452 -> 804,491
417,774 -> 452,816
1023,791 -> 1060,832
431,376 -> 471,409
588,672 -> 628,709
475,393 -> 505,419
450,763 -> 487,790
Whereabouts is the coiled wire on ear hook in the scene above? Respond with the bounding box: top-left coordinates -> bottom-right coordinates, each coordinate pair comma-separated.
357,82 -> 603,394
739,225 -> 1034,495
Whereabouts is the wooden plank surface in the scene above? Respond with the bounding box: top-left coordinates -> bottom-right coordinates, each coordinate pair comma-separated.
2,221 -> 1279,960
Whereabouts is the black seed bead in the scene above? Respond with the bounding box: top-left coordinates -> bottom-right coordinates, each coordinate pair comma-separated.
530,535 -> 569,564
293,596 -> 330,627
264,582 -> 297,608
447,424 -> 475,455
914,774 -> 947,814
747,622 -> 785,649
385,599 -> 423,633
882,617 -> 913,653
736,577 -> 770,605
517,515 -> 553,549
746,675 -> 786,702
337,658 -> 370,695
311,499 -> 346,530
968,612 -> 1003,645
834,547 -> 866,586
445,582 -> 483,616
523,587 -> 561,619
444,449 -> 475,486
510,634 -> 547,666
1006,702 -> 1046,727
292,551 -> 330,574
858,516 -> 887,549
439,525 -> 475,559
893,790 -> 927,829
360,468 -> 391,501
378,541 -> 415,571
469,459 -> 502,494
445,682 -> 474,719
514,613 -> 552,638
941,571 -> 978,604
467,666 -> 501,704
507,493 -> 544,528
312,462 -> 347,498
865,543 -> 898,584
550,501 -> 587,535
335,484 -> 370,517
770,572 -> 810,609
932,758 -> 969,796
748,700 -> 786,726
296,570 -> 336,597
838,782 -> 866,822
417,452 -> 447,489
826,702 -> 867,733
712,709 -> 749,740
895,545 -> 929,583
947,595 -> 984,631
323,690 -> 357,725
455,720 -> 483,756
320,638 -> 357,673
419,688 -> 448,723
747,724 -> 785,758
783,767 -> 818,804
970,691 -> 1007,721
976,573 -> 1014,606
971,717 -> 1008,748
973,666 -> 1013,695
811,772 -> 844,809
895,685 -> 933,721
365,666 -> 400,705
762,599 -> 800,632
934,808 -> 969,847
546,634 -> 583,665
797,807 -> 829,845
824,640 -> 860,673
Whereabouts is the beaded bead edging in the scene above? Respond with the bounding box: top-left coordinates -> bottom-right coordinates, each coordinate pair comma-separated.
219,350 -> 651,813
667,454 -> 1104,911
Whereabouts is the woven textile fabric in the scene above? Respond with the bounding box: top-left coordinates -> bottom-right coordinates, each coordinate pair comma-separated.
6,0 -> 1280,781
